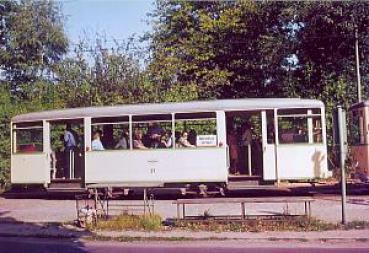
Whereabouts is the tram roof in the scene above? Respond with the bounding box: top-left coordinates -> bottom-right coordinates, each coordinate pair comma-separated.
12,98 -> 324,123
350,100 -> 369,110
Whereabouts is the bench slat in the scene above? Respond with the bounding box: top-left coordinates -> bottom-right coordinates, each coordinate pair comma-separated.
173,197 -> 315,205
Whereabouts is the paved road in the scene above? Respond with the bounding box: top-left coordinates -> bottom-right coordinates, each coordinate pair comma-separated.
2,195 -> 369,223
1,237 -> 369,253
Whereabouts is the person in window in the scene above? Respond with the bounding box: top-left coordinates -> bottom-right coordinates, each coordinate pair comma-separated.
241,122 -> 252,147
64,124 -> 77,178
115,129 -> 129,149
188,129 -> 197,146
227,126 -> 240,175
147,122 -> 164,148
177,131 -> 196,148
240,122 -> 252,174
159,131 -> 172,148
92,130 -> 105,151
133,130 -> 148,149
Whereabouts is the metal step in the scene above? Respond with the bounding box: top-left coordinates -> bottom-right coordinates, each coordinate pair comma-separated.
46,188 -> 87,193
228,175 -> 262,182
49,179 -> 83,189
228,180 -> 260,187
51,178 -> 82,183
49,183 -> 82,188
227,183 -> 277,190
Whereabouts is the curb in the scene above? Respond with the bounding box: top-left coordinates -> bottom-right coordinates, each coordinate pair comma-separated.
1,231 -> 369,244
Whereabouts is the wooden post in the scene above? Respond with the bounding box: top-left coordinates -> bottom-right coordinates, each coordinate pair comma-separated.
241,202 -> 246,219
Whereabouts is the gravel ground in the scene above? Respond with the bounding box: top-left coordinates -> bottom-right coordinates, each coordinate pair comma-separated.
1,195 -> 369,224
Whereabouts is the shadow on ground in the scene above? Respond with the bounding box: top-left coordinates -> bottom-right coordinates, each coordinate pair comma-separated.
0,210 -> 92,253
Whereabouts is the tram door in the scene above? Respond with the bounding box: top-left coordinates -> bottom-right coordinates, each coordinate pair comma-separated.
49,120 -> 85,181
261,110 -> 277,180
226,111 -> 263,176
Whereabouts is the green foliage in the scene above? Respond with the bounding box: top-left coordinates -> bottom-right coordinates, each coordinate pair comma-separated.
55,40 -> 157,107
89,214 -> 162,231
0,0 -> 68,96
175,217 -> 338,232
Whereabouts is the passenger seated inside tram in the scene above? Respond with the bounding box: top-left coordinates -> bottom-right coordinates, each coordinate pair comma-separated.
133,130 -> 148,150
115,129 -> 129,149
147,122 -> 164,148
188,129 -> 197,146
293,126 -> 307,143
159,131 -> 172,148
177,131 -> 196,148
92,130 -> 105,151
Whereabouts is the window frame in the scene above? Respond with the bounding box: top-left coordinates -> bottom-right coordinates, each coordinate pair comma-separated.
12,121 -> 44,154
276,108 -> 323,145
91,116 -> 131,151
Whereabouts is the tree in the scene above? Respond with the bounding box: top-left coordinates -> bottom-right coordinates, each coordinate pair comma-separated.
0,0 -> 68,98
55,38 -> 157,107
147,1 -> 292,100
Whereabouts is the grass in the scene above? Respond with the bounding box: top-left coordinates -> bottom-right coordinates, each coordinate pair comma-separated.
86,213 -> 369,234
174,216 -> 339,232
344,220 -> 369,230
88,214 -> 163,231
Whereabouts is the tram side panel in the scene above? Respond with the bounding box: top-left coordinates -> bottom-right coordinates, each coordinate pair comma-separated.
276,144 -> 329,180
84,147 -> 228,186
351,145 -> 369,177
11,153 -> 49,185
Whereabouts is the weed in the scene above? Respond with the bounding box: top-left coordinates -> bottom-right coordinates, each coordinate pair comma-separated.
88,214 -> 162,231
344,220 -> 369,230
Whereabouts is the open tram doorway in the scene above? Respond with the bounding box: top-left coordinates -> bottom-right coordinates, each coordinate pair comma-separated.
48,119 -> 85,188
226,111 -> 264,178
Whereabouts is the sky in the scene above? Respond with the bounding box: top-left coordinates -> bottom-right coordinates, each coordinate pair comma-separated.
61,0 -> 154,48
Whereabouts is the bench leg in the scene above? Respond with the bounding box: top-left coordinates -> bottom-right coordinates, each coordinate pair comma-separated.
182,204 -> 186,219
177,204 -> 180,219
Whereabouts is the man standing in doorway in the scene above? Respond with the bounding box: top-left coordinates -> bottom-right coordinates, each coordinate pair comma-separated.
64,124 -> 77,179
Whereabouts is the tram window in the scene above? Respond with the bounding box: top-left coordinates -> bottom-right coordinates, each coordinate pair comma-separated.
350,110 -> 364,145
278,116 -> 308,144
13,123 -> 43,153
175,112 -> 217,148
91,116 -> 130,150
132,114 -> 172,149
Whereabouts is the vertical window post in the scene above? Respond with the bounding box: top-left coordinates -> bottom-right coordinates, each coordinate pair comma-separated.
171,113 -> 175,150
84,117 -> 92,152
307,109 -> 313,144
11,123 -> 16,154
321,107 -> 327,146
43,120 -> 50,154
274,109 -> 279,185
129,115 -> 133,150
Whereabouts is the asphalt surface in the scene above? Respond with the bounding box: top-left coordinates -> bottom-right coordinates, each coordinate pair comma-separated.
2,194 -> 369,223
1,237 -> 369,253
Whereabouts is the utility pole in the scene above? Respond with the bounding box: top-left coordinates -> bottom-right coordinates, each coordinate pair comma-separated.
355,25 -> 362,102
337,106 -> 347,224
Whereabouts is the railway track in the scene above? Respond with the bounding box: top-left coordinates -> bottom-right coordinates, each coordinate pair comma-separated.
2,182 -> 369,200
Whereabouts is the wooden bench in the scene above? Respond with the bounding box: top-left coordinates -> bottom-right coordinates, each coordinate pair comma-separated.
173,197 -> 314,220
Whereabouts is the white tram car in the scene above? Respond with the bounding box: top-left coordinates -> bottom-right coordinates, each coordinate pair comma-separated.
10,98 -> 330,192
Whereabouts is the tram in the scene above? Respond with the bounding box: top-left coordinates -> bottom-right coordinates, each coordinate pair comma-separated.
349,100 -> 369,182
10,98 -> 330,193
